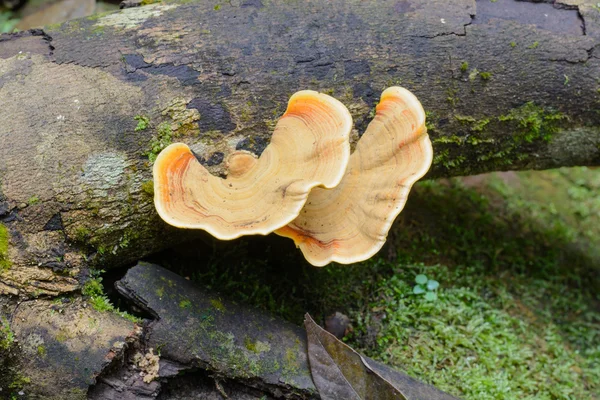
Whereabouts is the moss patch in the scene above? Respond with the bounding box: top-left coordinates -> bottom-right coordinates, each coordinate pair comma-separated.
141,180 -> 154,196
145,122 -> 173,163
0,223 -> 10,272
432,102 -> 569,174
498,101 -> 567,143
210,298 -> 225,312
134,115 -> 150,132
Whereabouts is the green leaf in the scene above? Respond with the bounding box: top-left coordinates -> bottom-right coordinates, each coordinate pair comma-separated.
427,280 -> 440,291
424,292 -> 438,301
415,274 -> 428,285
413,285 -> 426,295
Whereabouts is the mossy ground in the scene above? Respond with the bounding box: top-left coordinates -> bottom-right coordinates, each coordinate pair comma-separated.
152,166 -> 600,400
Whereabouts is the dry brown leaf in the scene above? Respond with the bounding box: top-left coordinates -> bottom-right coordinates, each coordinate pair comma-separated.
305,314 -> 407,400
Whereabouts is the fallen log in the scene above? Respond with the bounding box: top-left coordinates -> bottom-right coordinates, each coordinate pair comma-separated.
1,0 -> 599,296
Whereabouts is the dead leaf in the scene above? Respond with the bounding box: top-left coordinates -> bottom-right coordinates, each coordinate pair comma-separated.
305,313 -> 407,400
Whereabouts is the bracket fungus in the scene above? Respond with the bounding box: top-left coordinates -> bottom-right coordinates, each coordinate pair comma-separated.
153,90 -> 352,239
276,87 -> 433,266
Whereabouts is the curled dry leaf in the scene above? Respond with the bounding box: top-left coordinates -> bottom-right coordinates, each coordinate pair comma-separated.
277,87 -> 433,266
304,314 -> 407,400
153,90 -> 352,239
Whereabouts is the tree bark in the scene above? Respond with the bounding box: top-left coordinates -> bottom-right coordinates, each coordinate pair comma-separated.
0,0 -> 600,295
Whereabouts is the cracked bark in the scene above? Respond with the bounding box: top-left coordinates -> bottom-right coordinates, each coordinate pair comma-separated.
0,0 -> 599,397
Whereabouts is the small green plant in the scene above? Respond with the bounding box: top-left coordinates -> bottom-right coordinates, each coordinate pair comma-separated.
528,41 -> 539,49
179,299 -> 192,309
134,115 -> 150,131
510,41 -> 516,48
480,72 -> 492,81
82,270 -> 142,323
0,317 -> 14,350
27,196 -> 40,205
413,274 -> 439,301
145,122 -> 173,163
460,61 -> 469,72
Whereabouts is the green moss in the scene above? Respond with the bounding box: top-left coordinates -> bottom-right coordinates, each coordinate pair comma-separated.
471,118 -> 491,132
433,135 -> 463,145
142,180 -> 154,196
528,41 -> 539,49
468,68 -> 479,82
466,136 -> 494,145
36,345 -> 47,357
27,195 -> 40,205
91,24 -> 105,35
446,87 -> 459,106
134,115 -> 150,131
432,103 -> 567,172
193,315 -> 279,379
74,226 -> 91,243
243,338 -> 271,354
510,41 -> 517,48
0,317 -> 14,350
0,223 -> 10,272
145,122 -> 173,163
479,72 -> 492,81
83,270 -> 142,323
455,115 -> 477,124
210,298 -> 226,312
460,61 -> 469,72
244,336 -> 257,352
281,347 -> 301,379
498,102 -> 567,143
161,98 -> 201,137
433,149 -> 466,169
179,299 -> 192,309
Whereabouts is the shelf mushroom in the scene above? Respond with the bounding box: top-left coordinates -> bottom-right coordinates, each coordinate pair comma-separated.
276,87 -> 433,266
153,90 -> 352,240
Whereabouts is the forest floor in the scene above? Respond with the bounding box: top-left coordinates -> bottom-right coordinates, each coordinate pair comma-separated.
152,167 -> 600,400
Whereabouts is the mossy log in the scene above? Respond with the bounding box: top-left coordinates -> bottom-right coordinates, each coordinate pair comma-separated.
1,0 -> 600,297
1,0 -> 600,397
